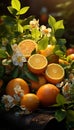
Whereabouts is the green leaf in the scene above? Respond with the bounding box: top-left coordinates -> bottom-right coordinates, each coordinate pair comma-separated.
17,7 -> 29,15
38,36 -> 48,50
11,67 -> 19,78
55,50 -> 64,58
49,36 -> 57,44
25,71 -> 39,82
18,23 -> 23,33
57,38 -> 66,45
7,6 -> 17,15
54,20 -> 64,31
11,0 -> 21,11
55,29 -> 65,38
0,65 -> 5,78
67,110 -> 74,122
55,109 -> 66,122
31,28 -> 41,41
23,25 -> 30,30
56,94 -> 67,105
0,49 -> 8,58
6,44 -> 13,56
48,15 -> 56,28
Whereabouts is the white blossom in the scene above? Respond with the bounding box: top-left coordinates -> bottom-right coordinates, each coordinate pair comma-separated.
14,84 -> 24,97
11,44 -> 19,52
29,18 -> 39,30
1,95 -> 15,110
13,94 -> 21,102
40,25 -> 51,37
12,51 -> 27,67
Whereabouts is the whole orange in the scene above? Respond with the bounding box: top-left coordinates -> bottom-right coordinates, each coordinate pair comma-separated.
20,93 -> 40,111
36,83 -> 60,107
47,54 -> 59,64
67,54 -> 74,60
39,45 -> 55,57
59,59 -> 69,65
66,48 -> 74,56
30,75 -> 47,90
6,78 -> 30,96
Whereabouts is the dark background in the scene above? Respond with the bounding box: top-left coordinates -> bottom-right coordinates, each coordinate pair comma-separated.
0,0 -> 74,48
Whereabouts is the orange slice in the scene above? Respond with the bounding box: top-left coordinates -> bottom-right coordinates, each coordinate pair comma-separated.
27,54 -> 48,74
18,39 -> 37,58
45,63 -> 65,84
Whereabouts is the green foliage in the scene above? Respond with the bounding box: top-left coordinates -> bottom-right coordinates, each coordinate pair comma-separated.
0,65 -> 5,78
54,93 -> 74,129
0,1 -> 74,129
38,36 -> 49,50
31,28 -> 41,41
0,49 -> 8,59
48,15 -> 56,28
10,66 -> 19,78
55,109 -> 66,122
56,94 -> 67,105
11,0 -> 21,11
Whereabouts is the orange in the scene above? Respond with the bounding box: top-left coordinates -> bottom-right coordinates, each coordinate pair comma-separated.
39,45 -> 55,57
20,93 -> 40,111
59,59 -> 69,65
47,54 -> 59,64
27,54 -> 48,74
66,48 -> 74,56
30,75 -> 47,90
6,78 -> 30,96
36,83 -> 60,107
45,63 -> 65,84
18,39 -> 37,58
67,54 -> 74,60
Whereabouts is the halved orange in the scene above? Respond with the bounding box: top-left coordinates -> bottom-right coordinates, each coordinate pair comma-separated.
18,39 -> 37,58
45,63 -> 65,84
27,54 -> 48,74
6,78 -> 30,96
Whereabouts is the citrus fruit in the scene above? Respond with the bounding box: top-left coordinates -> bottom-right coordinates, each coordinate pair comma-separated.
39,45 -> 55,57
30,75 -> 47,90
67,54 -> 74,60
66,48 -> 74,56
45,63 -> 65,84
18,39 -> 37,58
36,83 -> 60,106
59,59 -> 69,65
27,54 -> 48,74
6,78 -> 30,96
47,54 -> 59,64
20,93 -> 40,111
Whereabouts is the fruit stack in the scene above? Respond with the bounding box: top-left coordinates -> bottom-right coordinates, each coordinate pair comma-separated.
0,1 -> 74,129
